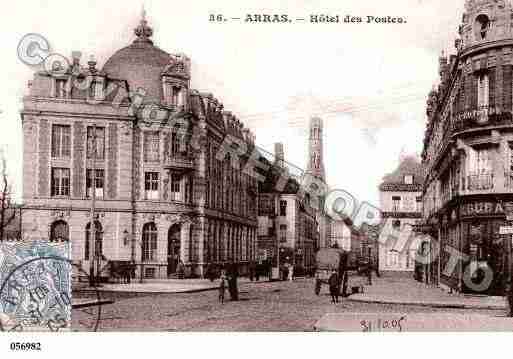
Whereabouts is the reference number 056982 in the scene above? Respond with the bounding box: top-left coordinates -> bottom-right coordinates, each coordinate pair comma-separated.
10,342 -> 41,351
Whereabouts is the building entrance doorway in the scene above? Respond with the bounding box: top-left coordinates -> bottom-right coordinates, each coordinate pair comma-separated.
168,224 -> 181,277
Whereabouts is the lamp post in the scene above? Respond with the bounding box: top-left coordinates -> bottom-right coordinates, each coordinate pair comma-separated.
89,124 -> 97,287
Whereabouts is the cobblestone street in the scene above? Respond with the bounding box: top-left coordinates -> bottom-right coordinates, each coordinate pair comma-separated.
72,278 -> 504,331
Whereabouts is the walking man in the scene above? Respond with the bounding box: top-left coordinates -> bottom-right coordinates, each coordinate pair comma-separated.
218,270 -> 227,304
328,270 -> 340,304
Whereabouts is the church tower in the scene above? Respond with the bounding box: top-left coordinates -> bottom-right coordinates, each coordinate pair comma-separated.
306,117 -> 326,182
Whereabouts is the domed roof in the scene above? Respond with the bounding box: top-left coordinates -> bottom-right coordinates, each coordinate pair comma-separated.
102,11 -> 171,104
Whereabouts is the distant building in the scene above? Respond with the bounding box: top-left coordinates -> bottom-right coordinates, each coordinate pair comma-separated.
257,143 -> 318,273
305,117 -> 333,250
379,156 -> 424,272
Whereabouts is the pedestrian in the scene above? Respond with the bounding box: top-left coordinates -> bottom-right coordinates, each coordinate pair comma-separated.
366,262 -> 373,285
249,261 -> 255,282
288,263 -> 294,281
227,262 -> 239,301
255,260 -> 261,282
328,270 -> 340,304
218,270 -> 227,304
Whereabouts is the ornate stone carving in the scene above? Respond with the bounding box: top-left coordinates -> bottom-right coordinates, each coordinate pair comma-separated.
51,209 -> 71,219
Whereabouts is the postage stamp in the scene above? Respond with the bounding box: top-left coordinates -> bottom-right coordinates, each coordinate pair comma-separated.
0,240 -> 71,332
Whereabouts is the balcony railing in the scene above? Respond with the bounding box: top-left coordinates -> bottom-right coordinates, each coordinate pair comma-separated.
453,106 -> 513,133
467,173 -> 494,191
162,154 -> 194,170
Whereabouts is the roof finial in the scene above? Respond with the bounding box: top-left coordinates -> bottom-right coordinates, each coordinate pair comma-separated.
134,5 -> 153,44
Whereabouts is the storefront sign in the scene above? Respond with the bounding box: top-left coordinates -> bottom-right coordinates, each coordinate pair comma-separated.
460,201 -> 509,217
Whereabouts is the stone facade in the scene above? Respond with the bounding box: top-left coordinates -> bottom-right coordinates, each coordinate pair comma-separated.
421,0 -> 513,294
20,13 -> 258,279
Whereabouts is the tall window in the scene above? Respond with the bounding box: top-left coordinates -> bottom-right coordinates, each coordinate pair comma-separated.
170,173 -> 181,201
145,172 -> 159,200
280,224 -> 287,243
86,126 -> 105,160
142,223 -> 158,262
89,81 -> 99,99
85,221 -> 103,260
279,200 -> 287,216
171,132 -> 181,155
55,79 -> 67,98
144,131 -> 160,162
50,220 -> 69,242
86,169 -> 104,198
392,196 -> 401,212
477,74 -> 489,109
51,125 -> 71,158
416,196 -> 423,212
184,176 -> 191,204
51,168 -> 70,197
468,147 -> 492,174
172,86 -> 181,107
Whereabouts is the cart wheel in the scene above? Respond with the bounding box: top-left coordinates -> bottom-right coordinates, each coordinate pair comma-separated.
315,280 -> 321,296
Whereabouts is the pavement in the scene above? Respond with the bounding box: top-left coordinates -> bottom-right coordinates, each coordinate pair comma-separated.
347,272 -> 507,310
73,277 -> 272,294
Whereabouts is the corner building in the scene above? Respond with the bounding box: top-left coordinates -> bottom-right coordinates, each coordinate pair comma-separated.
422,0 -> 513,294
20,14 -> 258,279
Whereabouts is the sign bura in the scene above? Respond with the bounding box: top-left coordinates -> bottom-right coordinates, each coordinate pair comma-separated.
460,201 -> 510,217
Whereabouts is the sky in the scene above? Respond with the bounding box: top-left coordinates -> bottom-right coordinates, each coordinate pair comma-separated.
0,0 -> 465,206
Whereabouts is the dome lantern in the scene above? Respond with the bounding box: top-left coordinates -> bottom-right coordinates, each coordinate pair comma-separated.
133,7 -> 154,44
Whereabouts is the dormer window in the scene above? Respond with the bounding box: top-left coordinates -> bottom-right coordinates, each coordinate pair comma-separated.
54,79 -> 67,98
475,14 -> 490,40
172,86 -> 182,107
89,80 -> 103,100
163,81 -> 183,108
404,175 -> 414,184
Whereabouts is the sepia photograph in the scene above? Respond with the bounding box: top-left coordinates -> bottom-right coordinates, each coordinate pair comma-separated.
2,0 -> 513,355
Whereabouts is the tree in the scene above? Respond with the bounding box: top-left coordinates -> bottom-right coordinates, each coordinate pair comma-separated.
0,151 -> 16,242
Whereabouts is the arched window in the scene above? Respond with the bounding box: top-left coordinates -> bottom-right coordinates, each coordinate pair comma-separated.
50,220 -> 69,242
475,14 -> 490,40
142,222 -> 158,262
85,221 -> 103,260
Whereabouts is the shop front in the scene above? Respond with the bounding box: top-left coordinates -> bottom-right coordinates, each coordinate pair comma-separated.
456,198 -> 512,295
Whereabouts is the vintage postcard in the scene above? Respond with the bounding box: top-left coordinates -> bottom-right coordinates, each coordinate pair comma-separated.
1,0 -> 513,355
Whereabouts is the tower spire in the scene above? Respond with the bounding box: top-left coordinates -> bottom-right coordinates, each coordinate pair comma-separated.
306,117 -> 326,182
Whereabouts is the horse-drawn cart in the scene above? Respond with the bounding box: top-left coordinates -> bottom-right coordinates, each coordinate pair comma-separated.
314,248 -> 349,296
